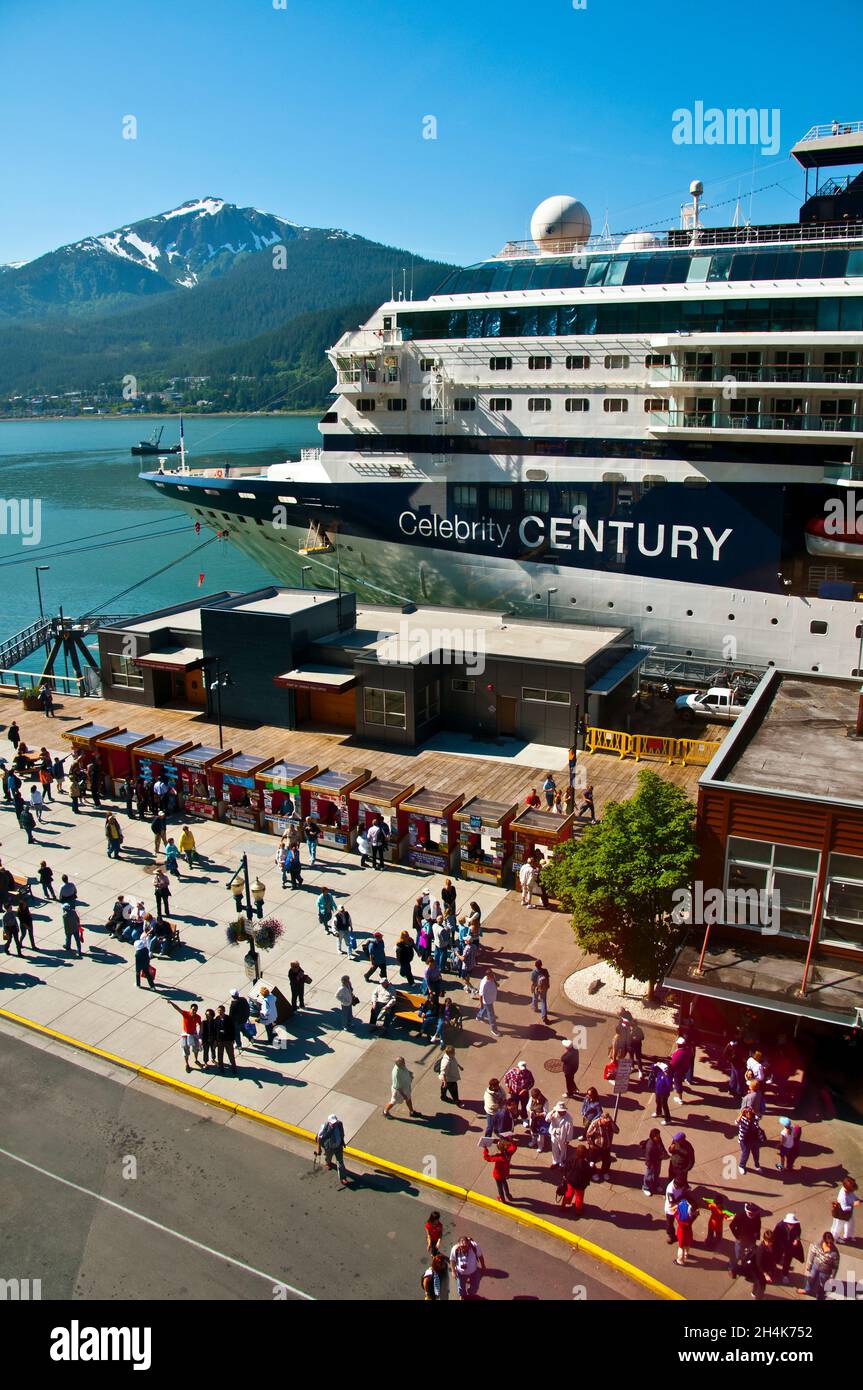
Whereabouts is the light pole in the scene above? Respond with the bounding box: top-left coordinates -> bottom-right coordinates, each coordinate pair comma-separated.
36,565 -> 50,661
230,851 -> 259,982
206,656 -> 232,749
546,587 -> 559,621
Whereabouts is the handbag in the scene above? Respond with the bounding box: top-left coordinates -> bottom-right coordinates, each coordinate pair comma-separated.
831,1200 -> 847,1221
351,993 -> 359,1006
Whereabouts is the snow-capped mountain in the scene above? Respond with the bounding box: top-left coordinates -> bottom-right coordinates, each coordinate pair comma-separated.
0,199 -> 356,319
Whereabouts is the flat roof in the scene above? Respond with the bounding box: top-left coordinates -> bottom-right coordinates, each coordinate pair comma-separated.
121,608 -> 204,636
274,664 -> 356,691
176,745 -> 227,767
256,761 -> 318,784
400,787 -> 464,818
97,730 -> 153,750
456,795 -> 518,825
667,938 -> 863,1028
351,777 -> 414,806
214,753 -> 273,776
135,646 -> 203,671
323,604 -> 627,667
704,673 -> 863,806
232,590 -> 336,617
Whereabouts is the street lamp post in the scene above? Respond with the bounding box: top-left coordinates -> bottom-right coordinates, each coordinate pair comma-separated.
301,566 -> 313,590
206,656 -> 231,749
230,851 -> 259,982
546,587 -> 559,621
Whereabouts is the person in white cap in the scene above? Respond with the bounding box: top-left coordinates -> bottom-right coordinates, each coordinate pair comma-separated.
503,1060 -> 535,1121
547,1102 -> 574,1169
771,1213 -> 803,1284
561,1038 -> 580,1098
228,987 -> 251,1051
315,1114 -> 348,1184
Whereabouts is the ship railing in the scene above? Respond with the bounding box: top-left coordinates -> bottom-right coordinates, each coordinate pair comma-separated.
652,409 -> 860,433
495,219 -> 863,259
651,364 -> 863,386
798,121 -> 863,142
300,448 -> 323,462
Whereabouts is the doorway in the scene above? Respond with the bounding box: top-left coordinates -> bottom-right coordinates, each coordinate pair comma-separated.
497,695 -> 518,736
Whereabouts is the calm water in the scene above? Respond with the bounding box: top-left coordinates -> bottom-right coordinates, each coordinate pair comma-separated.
0,416 -> 321,648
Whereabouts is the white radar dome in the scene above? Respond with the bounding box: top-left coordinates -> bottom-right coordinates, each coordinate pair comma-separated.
530,195 -> 591,251
618,230 -> 662,252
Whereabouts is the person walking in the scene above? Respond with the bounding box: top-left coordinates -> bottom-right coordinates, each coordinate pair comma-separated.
586,1109 -> 617,1182
729,1202 -> 761,1277
364,932 -> 388,982
62,904 -> 84,958
19,803 -> 36,844
214,1004 -> 238,1074
151,811 -> 167,855
518,859 -> 536,908
38,860 -> 56,900
771,1214 -> 804,1285
483,1136 -> 517,1204
776,1116 -> 803,1174
482,1078 -> 506,1137
315,1115 -> 349,1185
558,1143 -> 592,1217
153,868 -> 171,919
663,1178 -> 689,1244
200,1008 -> 218,1070
179,826 -> 197,869
831,1176 -> 860,1242
303,815 -> 321,866
58,874 -> 77,910
164,839 -> 181,878
29,783 -> 44,822
288,960 -> 312,1012
16,895 -> 35,950
228,988 -> 251,1052
334,905 -> 353,957
8,719 -> 20,749
748,1230 -> 776,1299
395,929 -> 415,984
530,959 -> 550,1021
439,1045 -> 462,1105
104,812 -> 123,859
425,1211 -> 444,1256
421,1254 -> 448,1301
476,968 -> 500,1038
2,905 -> 22,956
335,975 -> 356,1031
668,1035 -> 693,1105
737,1105 -> 764,1175
651,1061 -> 673,1124
286,844 -> 303,890
641,1128 -> 667,1196
547,1102 -> 574,1169
257,985 -> 277,1044
384,1057 -> 419,1118
317,886 -> 337,934
560,1038 -> 581,1098
577,784 -> 596,820
133,926 -> 156,986
799,1232 -> 840,1300
449,1236 -> 485,1300
367,816 -> 387,870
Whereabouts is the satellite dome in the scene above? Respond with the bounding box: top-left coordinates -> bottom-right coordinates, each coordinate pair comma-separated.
618,230 -> 661,252
530,195 -> 591,251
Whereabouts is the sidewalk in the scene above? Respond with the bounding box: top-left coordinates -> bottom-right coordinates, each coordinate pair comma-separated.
0,739 -> 860,1298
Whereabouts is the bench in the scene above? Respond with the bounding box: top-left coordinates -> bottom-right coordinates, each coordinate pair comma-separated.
394,989 -> 426,1027
7,872 -> 32,899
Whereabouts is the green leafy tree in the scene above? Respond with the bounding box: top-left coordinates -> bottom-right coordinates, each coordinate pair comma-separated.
542,768 -> 697,1000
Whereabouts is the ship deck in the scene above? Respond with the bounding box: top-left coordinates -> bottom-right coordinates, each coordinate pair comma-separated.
4,692 -> 717,808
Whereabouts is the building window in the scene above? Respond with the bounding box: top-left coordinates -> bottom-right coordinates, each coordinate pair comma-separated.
357,398 -> 376,413
416,679 -> 441,726
724,836 -> 820,937
454,397 -> 476,411
488,486 -> 513,510
604,354 -> 630,370
528,398 -> 551,412
644,397 -> 670,412
489,398 -> 512,412
363,687 -> 406,729
451,677 -> 475,693
566,354 -> 590,370
821,852 -> 863,950
522,687 -> 571,705
528,355 -> 552,370
489,356 -> 512,371
524,487 -> 549,512
565,398 -> 589,412
387,398 -> 407,412
453,484 -> 477,507
419,357 -> 440,371
646,353 -> 672,368
603,398 -> 628,413
109,654 -> 144,690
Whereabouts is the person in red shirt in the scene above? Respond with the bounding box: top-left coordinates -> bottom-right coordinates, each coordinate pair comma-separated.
483,1137 -> 517,1204
525,788 -> 541,809
425,1211 -> 443,1255
167,999 -> 203,1073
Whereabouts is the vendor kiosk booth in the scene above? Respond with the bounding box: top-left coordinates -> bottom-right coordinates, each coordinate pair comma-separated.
175,744 -> 231,819
512,807 -> 575,870
399,787 -> 464,873
349,778 -> 415,864
93,729 -> 154,796
132,737 -> 195,789
253,761 -> 318,836
300,767 -> 371,852
455,796 -> 517,886
64,722 -> 121,770
213,752 -> 273,829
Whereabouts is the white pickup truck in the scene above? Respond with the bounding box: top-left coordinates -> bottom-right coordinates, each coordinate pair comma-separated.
675,686 -> 750,723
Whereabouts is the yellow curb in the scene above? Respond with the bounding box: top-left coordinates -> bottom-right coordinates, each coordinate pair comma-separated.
0,1006 -> 682,1300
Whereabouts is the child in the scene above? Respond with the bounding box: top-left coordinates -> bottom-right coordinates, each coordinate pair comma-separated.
674,1195 -> 699,1266
38,861 -> 56,900
346,925 -> 357,960
776,1116 -> 802,1174
164,839 -> 181,877
356,829 -> 370,868
704,1196 -> 732,1251
425,1210 -> 443,1255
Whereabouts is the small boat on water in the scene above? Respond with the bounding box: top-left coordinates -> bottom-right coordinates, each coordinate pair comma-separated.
131,423 -> 182,456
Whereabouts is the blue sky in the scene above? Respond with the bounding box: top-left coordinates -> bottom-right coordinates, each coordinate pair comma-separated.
2,0 -> 862,267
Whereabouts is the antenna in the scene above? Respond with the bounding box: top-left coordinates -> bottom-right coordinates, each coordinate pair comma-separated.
402,267 -> 407,301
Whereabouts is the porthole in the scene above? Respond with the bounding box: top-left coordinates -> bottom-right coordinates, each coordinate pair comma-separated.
728,614 -> 735,621
686,609 -> 693,617
646,605 -> 653,612
607,601 -> 614,608
770,618 -> 778,625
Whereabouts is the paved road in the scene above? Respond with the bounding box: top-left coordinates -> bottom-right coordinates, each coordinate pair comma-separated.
0,1030 -> 634,1301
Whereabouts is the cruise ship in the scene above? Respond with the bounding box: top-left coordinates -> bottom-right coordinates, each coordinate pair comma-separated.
144,122 -> 863,678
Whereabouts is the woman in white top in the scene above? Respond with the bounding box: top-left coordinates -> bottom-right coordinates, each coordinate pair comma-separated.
746,1051 -> 767,1083
831,1176 -> 860,1241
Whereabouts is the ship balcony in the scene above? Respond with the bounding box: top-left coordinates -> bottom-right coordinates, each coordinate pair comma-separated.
648,409 -> 862,439
823,462 -> 863,486
650,365 -> 863,388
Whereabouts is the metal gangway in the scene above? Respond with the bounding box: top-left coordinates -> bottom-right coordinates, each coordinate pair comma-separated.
638,645 -> 767,691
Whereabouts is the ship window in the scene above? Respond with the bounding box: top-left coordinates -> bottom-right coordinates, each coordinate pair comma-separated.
238,492 -> 256,499
810,620 -> 828,634
453,485 -> 478,507
387,398 -> 407,411
528,398 -> 551,412
419,358 -> 439,371
528,355 -> 552,370
488,486 -> 513,510
489,398 -> 512,412
707,252 -> 734,282
847,249 -> 863,277
565,398 -> 589,412
646,353 -> 672,368
320,411 -> 338,423
644,398 -> 669,412
683,476 -> 709,487
357,399 -> 376,412
687,256 -> 712,282
524,487 -> 550,511
824,350 -> 857,366
364,687 -> 406,729
566,354 -> 590,369
585,260 -> 609,286
454,397 -> 476,411
603,398 -> 628,413
604,354 -> 630,370
605,258 -> 629,286
489,356 -> 512,371
420,398 -> 433,411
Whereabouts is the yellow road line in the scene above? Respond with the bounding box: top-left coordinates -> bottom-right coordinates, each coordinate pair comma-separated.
0,1005 -> 683,1300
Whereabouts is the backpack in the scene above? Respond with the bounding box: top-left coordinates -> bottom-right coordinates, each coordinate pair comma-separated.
676,1198 -> 692,1223
320,1121 -> 344,1151
654,1069 -> 672,1099
438,926 -> 451,949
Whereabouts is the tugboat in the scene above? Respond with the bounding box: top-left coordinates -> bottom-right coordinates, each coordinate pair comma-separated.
131,422 -> 182,456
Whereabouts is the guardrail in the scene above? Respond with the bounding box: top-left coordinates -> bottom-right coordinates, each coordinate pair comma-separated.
0,668 -> 85,696
586,726 -> 720,767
